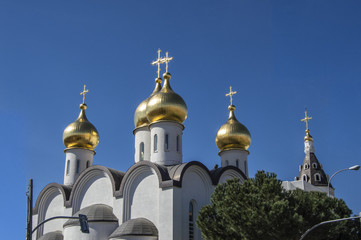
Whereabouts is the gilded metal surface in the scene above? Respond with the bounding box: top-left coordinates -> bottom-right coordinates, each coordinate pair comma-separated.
226,86 -> 237,106
301,108 -> 313,142
80,85 -> 89,104
63,103 -> 99,150
163,51 -> 173,72
304,129 -> 313,142
216,105 -> 251,151
151,49 -> 164,79
146,73 -> 188,124
134,79 -> 162,128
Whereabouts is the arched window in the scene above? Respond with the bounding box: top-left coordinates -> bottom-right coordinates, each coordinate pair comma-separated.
154,134 -> 158,152
86,161 -> 90,168
304,163 -> 309,169
236,159 -> 239,168
66,160 -> 70,175
140,142 -> 144,161
315,173 -> 321,181
312,163 -> 317,169
225,160 -> 229,166
189,201 -> 194,240
165,134 -> 169,151
76,159 -> 80,174
176,135 -> 179,152
302,174 -> 306,181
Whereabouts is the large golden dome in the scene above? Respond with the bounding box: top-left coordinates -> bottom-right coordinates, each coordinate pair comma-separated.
146,72 -> 187,124
216,105 -> 251,151
134,78 -> 162,128
63,103 -> 99,151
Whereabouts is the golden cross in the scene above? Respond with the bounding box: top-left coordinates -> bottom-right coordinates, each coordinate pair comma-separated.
301,108 -> 312,131
80,84 -> 89,104
162,51 -> 173,73
225,86 -> 237,105
151,49 -> 164,78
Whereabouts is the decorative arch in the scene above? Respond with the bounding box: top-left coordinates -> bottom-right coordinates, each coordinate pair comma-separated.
33,183 -> 70,239
116,161 -> 172,198
69,166 -> 123,213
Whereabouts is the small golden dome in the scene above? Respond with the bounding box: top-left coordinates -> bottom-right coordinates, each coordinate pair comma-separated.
134,78 -> 162,128
216,105 -> 251,151
304,129 -> 313,142
63,103 -> 99,151
146,72 -> 187,124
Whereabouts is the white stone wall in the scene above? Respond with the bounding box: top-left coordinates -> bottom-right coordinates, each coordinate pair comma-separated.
282,180 -> 333,195
304,140 -> 315,154
64,148 -> 94,186
63,222 -> 118,240
179,165 -> 213,240
219,149 -> 248,176
134,127 -> 151,163
71,169 -> 114,214
149,121 -> 183,165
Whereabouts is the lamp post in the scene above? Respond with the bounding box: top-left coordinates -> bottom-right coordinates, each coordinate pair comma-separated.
328,165 -> 360,197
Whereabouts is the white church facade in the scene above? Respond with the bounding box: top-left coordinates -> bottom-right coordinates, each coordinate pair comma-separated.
32,50 -> 252,240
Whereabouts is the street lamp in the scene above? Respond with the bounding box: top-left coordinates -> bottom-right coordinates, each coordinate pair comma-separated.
328,165 -> 360,197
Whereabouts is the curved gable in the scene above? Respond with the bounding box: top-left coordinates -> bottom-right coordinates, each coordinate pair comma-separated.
211,166 -> 247,184
69,165 -> 124,213
117,161 -> 173,197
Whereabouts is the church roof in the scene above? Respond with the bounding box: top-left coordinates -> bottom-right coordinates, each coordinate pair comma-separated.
38,231 -> 63,240
109,218 -> 158,238
63,204 -> 118,227
296,152 -> 329,187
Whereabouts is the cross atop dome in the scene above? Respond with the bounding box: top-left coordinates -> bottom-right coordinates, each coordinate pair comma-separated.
226,86 -> 237,106
80,85 -> 89,104
163,51 -> 173,73
301,108 -> 312,131
151,49 -> 164,79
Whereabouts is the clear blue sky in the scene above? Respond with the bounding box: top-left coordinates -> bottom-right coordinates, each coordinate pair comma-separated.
1,0 -> 361,238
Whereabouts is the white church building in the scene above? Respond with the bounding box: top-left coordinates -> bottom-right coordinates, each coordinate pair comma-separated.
32,50 -> 252,240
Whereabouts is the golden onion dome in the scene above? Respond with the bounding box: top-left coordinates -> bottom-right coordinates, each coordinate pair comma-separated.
146,72 -> 187,124
134,78 -> 162,128
63,103 -> 99,151
216,105 -> 251,151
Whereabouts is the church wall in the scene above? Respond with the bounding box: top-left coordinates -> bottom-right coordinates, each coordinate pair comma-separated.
158,187 -> 175,240
34,187 -> 68,239
123,166 -> 160,225
149,122 -> 183,165
134,127 -> 151,163
110,236 -> 157,240
72,170 -> 114,213
218,169 -> 244,184
180,166 -> 213,240
113,197 -> 124,225
63,222 -> 118,240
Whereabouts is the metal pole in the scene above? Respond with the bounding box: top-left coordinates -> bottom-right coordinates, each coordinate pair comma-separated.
26,179 -> 33,240
328,168 -> 348,197
299,215 -> 361,240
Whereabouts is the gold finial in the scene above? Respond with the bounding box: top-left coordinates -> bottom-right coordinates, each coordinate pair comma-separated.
301,108 -> 312,131
80,84 -> 89,104
163,51 -> 173,73
226,86 -> 237,106
151,49 -> 164,78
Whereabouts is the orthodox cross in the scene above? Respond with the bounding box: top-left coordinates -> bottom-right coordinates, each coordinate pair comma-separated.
151,49 -> 164,78
80,85 -> 89,104
301,108 -> 312,131
226,86 -> 237,105
162,51 -> 173,73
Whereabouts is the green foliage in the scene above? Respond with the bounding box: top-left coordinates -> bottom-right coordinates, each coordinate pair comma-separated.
196,170 -> 361,240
